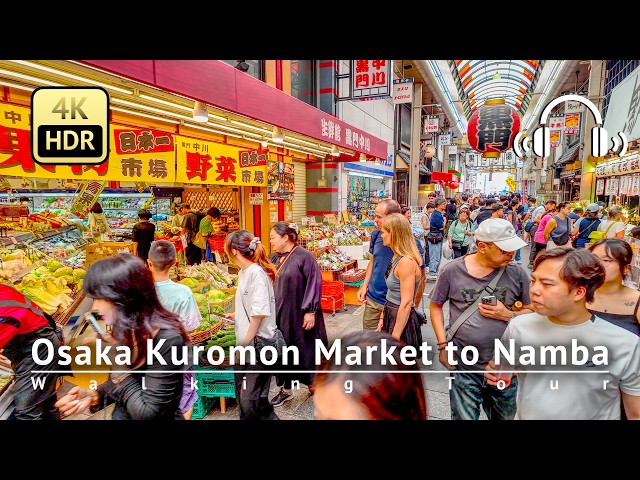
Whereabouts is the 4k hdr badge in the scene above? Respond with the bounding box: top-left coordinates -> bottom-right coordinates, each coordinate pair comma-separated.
31,86 -> 110,165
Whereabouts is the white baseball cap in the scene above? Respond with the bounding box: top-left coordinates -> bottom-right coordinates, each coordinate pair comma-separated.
585,203 -> 603,213
475,218 -> 527,252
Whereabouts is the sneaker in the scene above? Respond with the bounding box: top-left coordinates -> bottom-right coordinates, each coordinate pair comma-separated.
426,274 -> 438,282
270,388 -> 293,406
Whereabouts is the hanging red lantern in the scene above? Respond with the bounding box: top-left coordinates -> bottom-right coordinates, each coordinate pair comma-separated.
467,98 -> 521,158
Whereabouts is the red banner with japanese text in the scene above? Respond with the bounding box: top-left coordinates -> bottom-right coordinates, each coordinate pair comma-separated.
175,135 -> 267,186
0,102 -> 175,182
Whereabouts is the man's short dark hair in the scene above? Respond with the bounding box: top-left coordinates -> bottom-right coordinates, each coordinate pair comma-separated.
485,198 -> 496,206
426,201 -> 436,209
148,240 -> 177,271
380,199 -> 401,215
545,200 -> 557,206
528,197 -> 537,204
138,209 -> 152,220
572,207 -> 584,213
533,248 -> 605,303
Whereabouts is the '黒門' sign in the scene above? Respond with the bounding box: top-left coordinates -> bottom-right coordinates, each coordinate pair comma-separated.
175,136 -> 267,186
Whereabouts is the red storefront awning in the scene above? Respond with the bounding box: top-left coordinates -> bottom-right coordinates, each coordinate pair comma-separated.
79,60 -> 388,161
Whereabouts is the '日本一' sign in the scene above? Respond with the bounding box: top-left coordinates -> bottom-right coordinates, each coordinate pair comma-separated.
175,135 -> 267,186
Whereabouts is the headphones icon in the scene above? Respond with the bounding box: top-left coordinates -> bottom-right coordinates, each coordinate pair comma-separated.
530,94 -> 627,159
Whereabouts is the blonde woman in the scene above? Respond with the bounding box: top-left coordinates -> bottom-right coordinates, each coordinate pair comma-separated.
378,213 -> 426,349
598,205 -> 626,239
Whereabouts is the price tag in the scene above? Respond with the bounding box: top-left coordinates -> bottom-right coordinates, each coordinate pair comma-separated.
214,251 -> 223,263
10,236 -> 17,244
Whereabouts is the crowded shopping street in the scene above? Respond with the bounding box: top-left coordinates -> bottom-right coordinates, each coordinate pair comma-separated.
2,60 -> 640,421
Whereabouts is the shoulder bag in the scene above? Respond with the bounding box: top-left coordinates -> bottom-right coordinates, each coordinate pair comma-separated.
445,266 -> 506,342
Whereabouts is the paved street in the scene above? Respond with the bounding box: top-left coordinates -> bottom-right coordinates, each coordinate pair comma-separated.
66,243 -> 534,421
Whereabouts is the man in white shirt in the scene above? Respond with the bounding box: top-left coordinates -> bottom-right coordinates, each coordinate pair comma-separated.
485,247 -> 640,419
148,240 -> 202,419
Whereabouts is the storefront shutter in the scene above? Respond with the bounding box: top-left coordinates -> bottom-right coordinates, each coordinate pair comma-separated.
292,160 -> 307,224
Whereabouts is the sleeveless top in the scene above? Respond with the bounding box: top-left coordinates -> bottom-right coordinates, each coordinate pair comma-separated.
385,256 -> 420,305
550,215 -> 571,244
588,296 -> 640,337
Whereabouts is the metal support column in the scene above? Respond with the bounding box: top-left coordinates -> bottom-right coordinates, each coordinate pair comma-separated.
409,83 -> 422,206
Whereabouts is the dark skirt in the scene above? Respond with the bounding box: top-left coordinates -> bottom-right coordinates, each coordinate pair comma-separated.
382,301 -> 423,349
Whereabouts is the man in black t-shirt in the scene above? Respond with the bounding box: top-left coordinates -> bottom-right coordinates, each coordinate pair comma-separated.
132,209 -> 156,263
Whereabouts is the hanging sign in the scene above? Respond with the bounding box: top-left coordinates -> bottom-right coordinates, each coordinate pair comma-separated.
596,178 -> 605,195
351,60 -> 392,100
423,115 -> 440,133
392,78 -> 413,105
70,180 -> 107,219
564,113 -> 580,135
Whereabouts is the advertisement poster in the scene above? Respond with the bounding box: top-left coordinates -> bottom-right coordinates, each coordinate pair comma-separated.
267,157 -> 294,200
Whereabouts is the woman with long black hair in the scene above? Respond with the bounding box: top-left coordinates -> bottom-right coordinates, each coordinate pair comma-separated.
55,253 -> 191,420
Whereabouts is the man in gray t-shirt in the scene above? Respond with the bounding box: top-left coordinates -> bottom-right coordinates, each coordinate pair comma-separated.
429,218 -> 532,420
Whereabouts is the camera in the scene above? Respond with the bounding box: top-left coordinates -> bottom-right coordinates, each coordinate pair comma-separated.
481,295 -> 497,306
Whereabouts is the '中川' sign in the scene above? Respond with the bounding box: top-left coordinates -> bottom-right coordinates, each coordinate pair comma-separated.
351,60 -> 391,100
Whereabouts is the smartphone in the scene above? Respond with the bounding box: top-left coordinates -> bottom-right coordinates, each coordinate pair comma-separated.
84,312 -> 106,336
481,295 -> 497,306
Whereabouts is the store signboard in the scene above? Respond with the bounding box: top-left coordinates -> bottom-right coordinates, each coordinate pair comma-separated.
350,60 -> 392,100
176,136 -> 267,186
595,153 -> 640,177
0,103 -> 176,182
392,78 -> 413,105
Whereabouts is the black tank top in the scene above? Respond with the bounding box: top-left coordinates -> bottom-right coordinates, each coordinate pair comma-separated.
588,296 -> 640,337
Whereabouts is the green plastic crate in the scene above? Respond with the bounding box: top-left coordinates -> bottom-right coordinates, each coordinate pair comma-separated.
192,394 -> 216,419
200,381 -> 236,398
195,365 -> 235,383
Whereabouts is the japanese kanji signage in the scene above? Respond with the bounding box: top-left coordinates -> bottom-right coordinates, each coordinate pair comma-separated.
424,115 -> 440,133
175,136 -> 267,186
350,60 -> 392,100
564,113 -> 580,135
70,180 -> 107,219
392,78 -> 413,104
0,102 -> 176,182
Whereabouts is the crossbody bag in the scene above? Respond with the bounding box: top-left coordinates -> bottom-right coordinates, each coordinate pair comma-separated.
445,266 -> 506,342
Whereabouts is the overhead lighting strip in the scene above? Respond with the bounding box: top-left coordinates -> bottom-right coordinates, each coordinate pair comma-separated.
0,79 -> 35,91
0,68 -> 62,87
10,60 -> 134,94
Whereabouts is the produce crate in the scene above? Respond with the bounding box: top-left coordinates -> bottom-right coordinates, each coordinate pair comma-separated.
85,242 -> 132,267
340,268 -> 366,283
189,319 -> 223,345
209,291 -> 234,314
192,394 -> 217,419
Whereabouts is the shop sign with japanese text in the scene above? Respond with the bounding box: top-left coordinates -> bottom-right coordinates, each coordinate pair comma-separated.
70,180 -> 107,219
595,153 -> 640,177
392,78 -> 413,105
0,102 -> 175,182
175,136 -> 267,186
350,60 -> 391,100
319,115 -> 373,154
